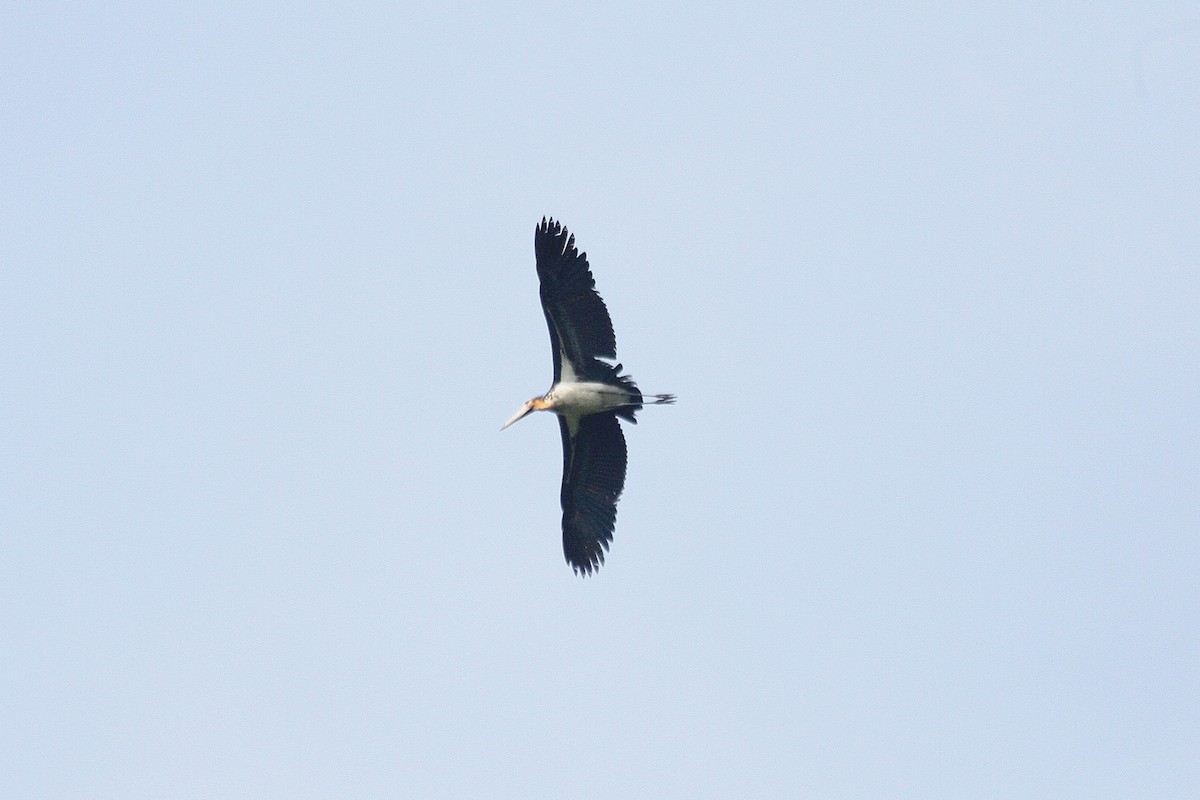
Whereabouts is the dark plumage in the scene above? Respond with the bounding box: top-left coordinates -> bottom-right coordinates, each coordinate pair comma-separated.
504,218 -> 674,575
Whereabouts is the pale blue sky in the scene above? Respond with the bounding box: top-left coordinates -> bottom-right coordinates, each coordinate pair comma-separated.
3,4 -> 1198,797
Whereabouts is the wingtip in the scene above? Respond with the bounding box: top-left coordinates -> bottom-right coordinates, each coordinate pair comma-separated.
539,216 -> 567,236
568,555 -> 605,578
565,533 -> 610,577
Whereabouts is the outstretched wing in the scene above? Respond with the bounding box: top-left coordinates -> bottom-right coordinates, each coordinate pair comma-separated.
535,217 -> 618,384
558,413 -> 627,576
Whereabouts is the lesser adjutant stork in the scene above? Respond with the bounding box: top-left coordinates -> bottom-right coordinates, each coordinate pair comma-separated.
502,218 -> 675,575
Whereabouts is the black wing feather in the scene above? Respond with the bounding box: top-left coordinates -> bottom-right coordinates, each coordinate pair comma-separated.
559,413 -> 627,576
535,217 -> 618,383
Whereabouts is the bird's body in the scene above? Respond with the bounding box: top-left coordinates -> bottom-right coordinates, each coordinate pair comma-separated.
503,218 -> 674,575
545,381 -> 640,420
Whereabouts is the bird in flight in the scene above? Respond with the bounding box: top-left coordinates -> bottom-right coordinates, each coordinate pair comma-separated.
502,218 -> 675,575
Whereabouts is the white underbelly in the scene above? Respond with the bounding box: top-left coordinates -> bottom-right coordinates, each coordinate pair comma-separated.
549,381 -> 634,416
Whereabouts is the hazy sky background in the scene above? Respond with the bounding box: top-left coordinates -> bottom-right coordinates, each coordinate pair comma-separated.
3,4 -> 1198,797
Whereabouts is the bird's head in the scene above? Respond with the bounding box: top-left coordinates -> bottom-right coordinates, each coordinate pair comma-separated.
500,397 -> 549,430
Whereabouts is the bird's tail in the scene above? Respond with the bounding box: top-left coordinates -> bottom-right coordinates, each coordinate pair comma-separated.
614,390 -> 675,424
